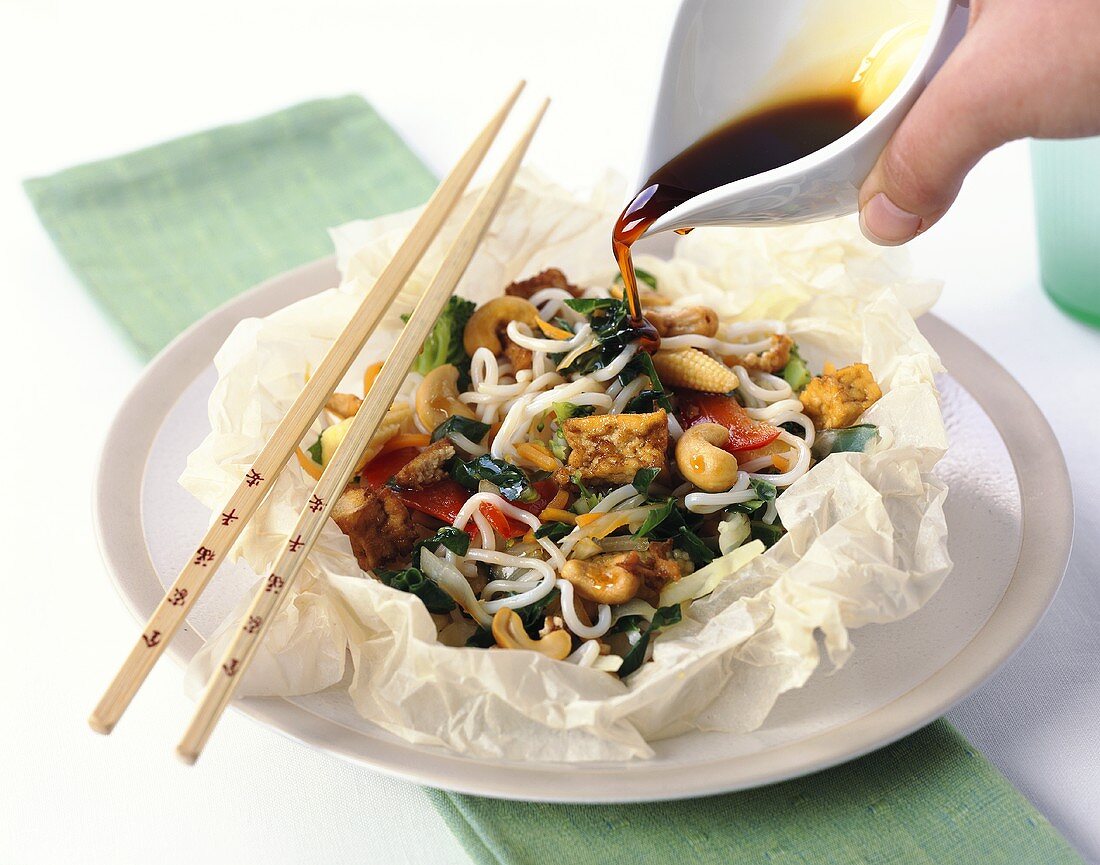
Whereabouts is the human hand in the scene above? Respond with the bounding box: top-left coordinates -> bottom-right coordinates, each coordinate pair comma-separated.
858,0 -> 1100,245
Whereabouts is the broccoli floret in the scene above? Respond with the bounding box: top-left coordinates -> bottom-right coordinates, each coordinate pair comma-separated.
412,296 -> 476,386
782,343 -> 812,393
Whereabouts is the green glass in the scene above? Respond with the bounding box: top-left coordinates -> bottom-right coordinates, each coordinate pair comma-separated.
1032,136 -> 1100,327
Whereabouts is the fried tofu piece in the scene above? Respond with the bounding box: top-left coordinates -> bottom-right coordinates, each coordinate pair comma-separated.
726,334 -> 793,374
331,486 -> 417,572
562,410 -> 668,484
505,267 -> 581,299
502,338 -> 533,372
560,540 -> 682,606
800,362 -> 882,430
391,440 -> 455,490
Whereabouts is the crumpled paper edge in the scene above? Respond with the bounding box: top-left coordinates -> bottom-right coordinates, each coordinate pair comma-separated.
181,170 -> 951,762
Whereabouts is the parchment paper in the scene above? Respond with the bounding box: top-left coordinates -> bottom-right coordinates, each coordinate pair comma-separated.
181,171 -> 950,761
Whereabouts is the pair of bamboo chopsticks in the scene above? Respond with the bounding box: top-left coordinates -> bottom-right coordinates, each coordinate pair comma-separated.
89,81 -> 548,763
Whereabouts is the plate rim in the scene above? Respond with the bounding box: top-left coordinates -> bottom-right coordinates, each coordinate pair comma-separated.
93,256 -> 1074,802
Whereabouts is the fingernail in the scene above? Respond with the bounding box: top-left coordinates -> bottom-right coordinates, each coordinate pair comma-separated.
859,193 -> 922,246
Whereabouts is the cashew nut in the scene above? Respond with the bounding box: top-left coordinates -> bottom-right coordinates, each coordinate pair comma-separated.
645,306 -> 719,338
463,296 -> 540,357
415,364 -> 477,431
492,608 -> 572,659
675,422 -> 740,492
559,556 -> 641,605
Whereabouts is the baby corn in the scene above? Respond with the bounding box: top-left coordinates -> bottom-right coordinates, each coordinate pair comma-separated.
652,348 -> 739,393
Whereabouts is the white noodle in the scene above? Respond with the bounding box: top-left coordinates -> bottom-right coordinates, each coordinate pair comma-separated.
558,579 -> 612,639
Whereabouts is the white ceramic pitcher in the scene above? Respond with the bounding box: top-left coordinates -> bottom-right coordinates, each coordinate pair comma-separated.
636,0 -> 970,236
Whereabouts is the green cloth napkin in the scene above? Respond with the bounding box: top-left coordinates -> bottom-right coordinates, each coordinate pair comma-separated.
26,99 -> 1083,865
25,96 -> 436,358
429,721 -> 1081,865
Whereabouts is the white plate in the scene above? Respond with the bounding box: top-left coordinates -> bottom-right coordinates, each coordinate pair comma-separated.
94,257 -> 1072,802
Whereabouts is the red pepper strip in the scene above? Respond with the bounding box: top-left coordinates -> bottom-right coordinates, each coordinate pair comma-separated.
675,390 -> 781,454
395,479 -> 524,539
359,447 -> 421,489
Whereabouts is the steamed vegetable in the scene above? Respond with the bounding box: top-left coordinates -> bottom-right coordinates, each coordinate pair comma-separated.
412,296 -> 476,384
782,343 -> 813,392
811,424 -> 879,460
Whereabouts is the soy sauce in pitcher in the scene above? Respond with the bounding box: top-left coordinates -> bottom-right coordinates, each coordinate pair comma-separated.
613,94 -> 870,342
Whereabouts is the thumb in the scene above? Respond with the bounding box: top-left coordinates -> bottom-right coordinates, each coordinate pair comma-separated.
858,32 -> 1014,245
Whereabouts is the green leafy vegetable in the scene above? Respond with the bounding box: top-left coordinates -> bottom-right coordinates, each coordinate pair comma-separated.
635,500 -> 715,566
811,424 -> 880,460
631,467 -> 661,497
412,296 -> 476,387
612,267 -> 659,290
307,435 -> 323,464
413,526 -> 471,561
749,478 -> 778,502
611,603 -> 683,677
452,454 -> 537,503
559,300 -> 671,415
618,352 -> 673,412
430,415 -> 490,446
623,389 -> 666,414
782,343 -> 813,393
563,297 -> 619,315
570,473 -> 603,514
535,522 -> 572,542
377,567 -> 456,614
749,519 -> 786,549
466,588 -> 561,647
548,402 -> 595,460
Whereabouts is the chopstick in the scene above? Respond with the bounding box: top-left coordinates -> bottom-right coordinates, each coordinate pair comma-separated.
177,98 -> 550,764
88,81 -> 527,736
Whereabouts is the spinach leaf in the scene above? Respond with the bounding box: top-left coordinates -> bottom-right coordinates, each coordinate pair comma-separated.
612,603 -> 683,677
377,567 -> 456,614
811,424 -> 879,460
750,519 -> 786,549
466,588 -> 561,647
413,526 -> 471,561
749,478 -> 778,502
782,343 -> 813,393
631,467 -> 661,497
618,351 -> 673,412
535,522 -> 572,542
635,500 -> 715,566
452,454 -> 537,503
623,389 -> 666,414
563,297 -> 619,315
431,415 -> 490,446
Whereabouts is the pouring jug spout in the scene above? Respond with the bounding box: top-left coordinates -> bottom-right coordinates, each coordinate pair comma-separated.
637,0 -> 969,237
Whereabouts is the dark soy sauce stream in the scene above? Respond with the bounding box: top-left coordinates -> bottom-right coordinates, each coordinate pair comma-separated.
613,95 -> 870,349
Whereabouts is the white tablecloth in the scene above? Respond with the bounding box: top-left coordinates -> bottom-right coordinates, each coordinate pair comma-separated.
2,2 -> 1097,862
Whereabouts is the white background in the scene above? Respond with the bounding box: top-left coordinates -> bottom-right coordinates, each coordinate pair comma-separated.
1,1 -> 1097,863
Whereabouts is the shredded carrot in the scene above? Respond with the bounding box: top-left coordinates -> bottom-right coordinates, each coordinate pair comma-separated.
547,489 -> 569,510
377,433 -> 431,455
540,507 -> 577,525
535,318 -> 573,340
515,442 -> 561,471
772,455 -> 790,472
362,361 -> 384,395
574,512 -> 602,527
486,422 -> 502,446
296,447 -> 324,480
